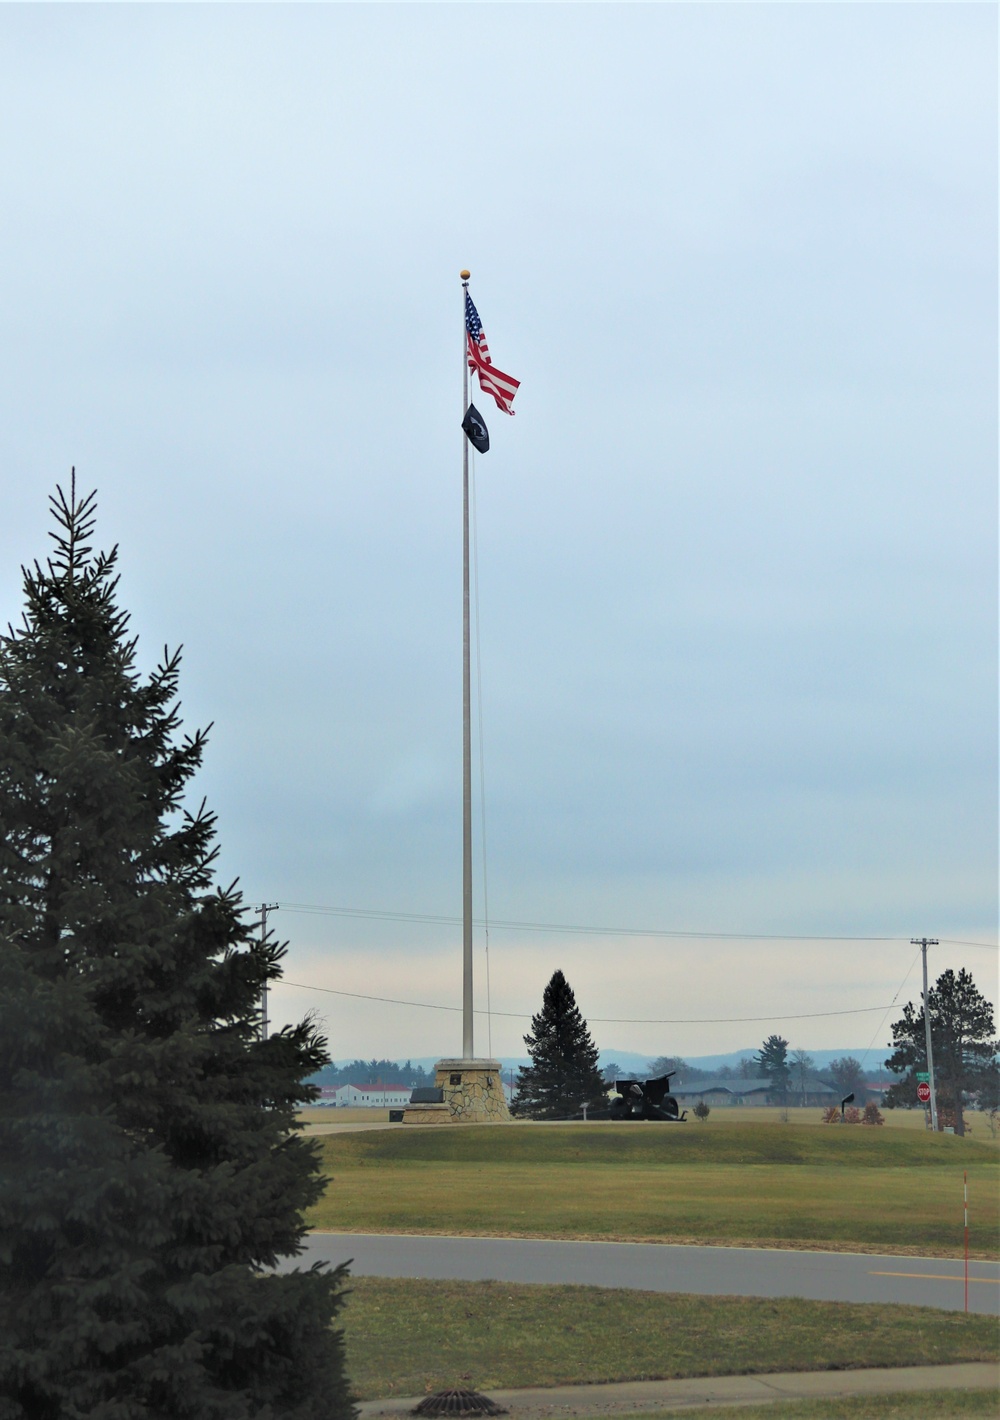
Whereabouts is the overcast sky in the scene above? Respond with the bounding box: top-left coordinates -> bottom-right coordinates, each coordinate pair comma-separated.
1,3 -> 995,1066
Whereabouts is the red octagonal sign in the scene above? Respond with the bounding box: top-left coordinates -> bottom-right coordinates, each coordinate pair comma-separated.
917,1081 -> 931,1104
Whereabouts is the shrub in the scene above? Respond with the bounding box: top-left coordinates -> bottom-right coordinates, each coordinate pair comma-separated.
844,1106 -> 862,1124
822,1105 -> 841,1123
693,1101 -> 710,1121
862,1102 -> 885,1126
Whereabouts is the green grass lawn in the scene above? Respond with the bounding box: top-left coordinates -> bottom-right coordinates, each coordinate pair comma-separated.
307,1123 -> 999,1258
339,1277 -> 999,1400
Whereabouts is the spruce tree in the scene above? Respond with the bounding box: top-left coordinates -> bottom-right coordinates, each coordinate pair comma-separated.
753,1035 -> 791,1105
884,968 -> 997,1136
0,483 -> 353,1419
512,969 -> 606,1119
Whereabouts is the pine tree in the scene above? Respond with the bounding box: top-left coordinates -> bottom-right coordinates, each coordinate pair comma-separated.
884,968 -> 997,1136
753,1035 -> 791,1105
0,483 -> 353,1419
512,970 -> 606,1119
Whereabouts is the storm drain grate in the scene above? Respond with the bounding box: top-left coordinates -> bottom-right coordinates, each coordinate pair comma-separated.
412,1389 -> 507,1416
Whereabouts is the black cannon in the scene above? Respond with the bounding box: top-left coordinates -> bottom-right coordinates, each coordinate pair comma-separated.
608,1072 -> 687,1122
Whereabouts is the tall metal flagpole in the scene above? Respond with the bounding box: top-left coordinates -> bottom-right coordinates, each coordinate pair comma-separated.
460,269 -> 474,1060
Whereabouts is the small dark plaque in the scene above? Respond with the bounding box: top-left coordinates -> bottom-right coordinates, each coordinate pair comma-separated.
389,1109 -> 404,1123
450,1073 -> 462,1086
410,1087 -> 445,1105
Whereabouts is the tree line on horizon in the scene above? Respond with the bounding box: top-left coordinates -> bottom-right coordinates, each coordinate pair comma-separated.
513,978 -> 997,1127
627,1050 -> 904,1104
309,1058 -> 436,1089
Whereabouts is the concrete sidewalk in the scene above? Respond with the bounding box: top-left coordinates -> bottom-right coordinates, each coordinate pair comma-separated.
357,1362 -> 999,1417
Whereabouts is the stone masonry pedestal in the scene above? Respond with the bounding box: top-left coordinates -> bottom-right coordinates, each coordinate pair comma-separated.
402,1059 -> 510,1124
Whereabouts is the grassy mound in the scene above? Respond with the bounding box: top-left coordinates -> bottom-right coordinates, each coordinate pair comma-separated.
309,1123 -> 999,1256
319,1121 -> 995,1169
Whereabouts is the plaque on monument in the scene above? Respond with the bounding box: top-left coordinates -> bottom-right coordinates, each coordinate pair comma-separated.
409,1087 -> 445,1105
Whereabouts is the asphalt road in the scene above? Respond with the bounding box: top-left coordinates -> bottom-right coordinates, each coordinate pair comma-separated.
289,1232 -> 1000,1315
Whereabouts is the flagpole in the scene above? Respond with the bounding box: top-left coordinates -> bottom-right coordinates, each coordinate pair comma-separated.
460,269 -> 474,1060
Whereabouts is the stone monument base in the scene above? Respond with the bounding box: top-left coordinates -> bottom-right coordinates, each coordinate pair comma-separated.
403,1058 -> 511,1124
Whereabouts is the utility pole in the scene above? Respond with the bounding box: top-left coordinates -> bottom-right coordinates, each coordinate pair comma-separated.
258,903 -> 279,1041
912,937 -> 939,1131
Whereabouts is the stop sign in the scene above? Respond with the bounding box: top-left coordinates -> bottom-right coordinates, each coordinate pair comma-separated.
917,1082 -> 931,1104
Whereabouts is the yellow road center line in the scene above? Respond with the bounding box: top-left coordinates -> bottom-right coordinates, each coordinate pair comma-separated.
868,1270 -> 999,1285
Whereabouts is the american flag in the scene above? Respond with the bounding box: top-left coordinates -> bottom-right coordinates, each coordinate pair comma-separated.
465,292 -> 519,415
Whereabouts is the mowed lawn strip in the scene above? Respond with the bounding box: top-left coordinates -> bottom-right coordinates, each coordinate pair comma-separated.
576,1395 -> 1000,1420
309,1125 -> 999,1259
340,1278 -> 999,1400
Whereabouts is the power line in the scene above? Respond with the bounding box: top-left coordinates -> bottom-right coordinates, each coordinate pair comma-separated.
272,900 -> 996,949
278,977 -> 902,1025
857,945 -> 922,1077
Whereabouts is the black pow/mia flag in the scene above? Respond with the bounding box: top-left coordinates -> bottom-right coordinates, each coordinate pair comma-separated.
462,402 -> 490,453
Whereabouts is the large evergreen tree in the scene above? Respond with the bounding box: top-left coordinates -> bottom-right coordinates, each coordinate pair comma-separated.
0,484 -> 353,1419
512,970 -> 606,1119
753,1035 -> 791,1105
884,968 -> 997,1136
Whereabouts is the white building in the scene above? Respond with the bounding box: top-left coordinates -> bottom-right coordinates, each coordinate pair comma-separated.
321,1082 -> 414,1108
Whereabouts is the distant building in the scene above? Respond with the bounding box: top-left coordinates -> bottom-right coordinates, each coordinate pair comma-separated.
673,1076 -> 771,1107
314,1082 -> 414,1108
672,1076 -> 839,1108
314,1078 -> 515,1108
863,1081 -> 890,1103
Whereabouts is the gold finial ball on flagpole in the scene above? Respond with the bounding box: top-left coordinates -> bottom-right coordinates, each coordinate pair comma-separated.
460,269 -> 471,280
